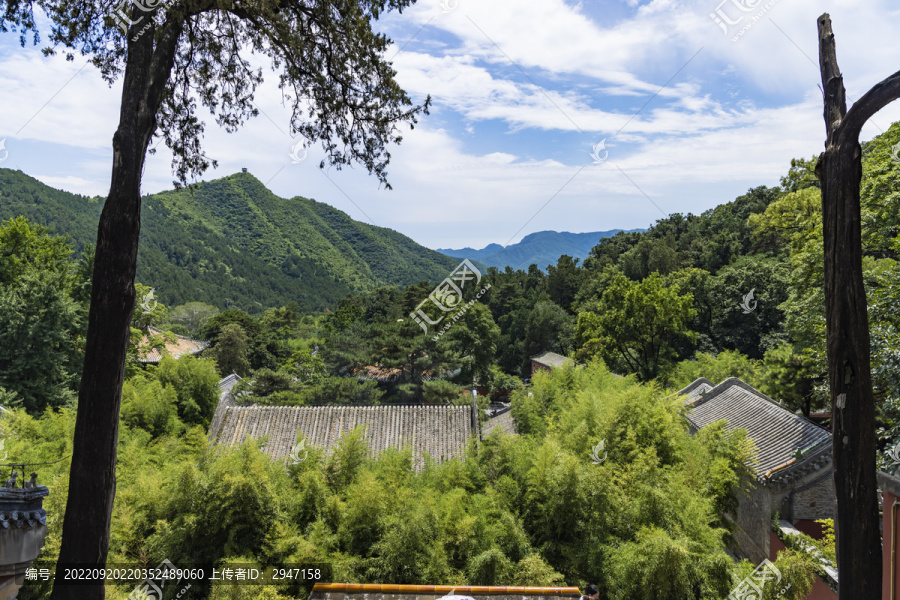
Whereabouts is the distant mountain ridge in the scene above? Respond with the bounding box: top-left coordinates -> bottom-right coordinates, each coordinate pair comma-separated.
437,229 -> 644,271
0,169 -> 457,312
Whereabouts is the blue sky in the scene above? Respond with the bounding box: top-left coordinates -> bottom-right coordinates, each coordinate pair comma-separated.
2,0 -> 900,250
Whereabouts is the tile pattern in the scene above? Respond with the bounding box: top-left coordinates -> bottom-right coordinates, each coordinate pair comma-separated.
680,377 -> 831,480
210,405 -> 473,471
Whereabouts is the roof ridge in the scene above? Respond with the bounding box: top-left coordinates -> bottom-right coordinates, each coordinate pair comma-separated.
224,404 -> 470,412
692,377 -> 776,407
676,377 -> 715,397
690,377 -> 829,433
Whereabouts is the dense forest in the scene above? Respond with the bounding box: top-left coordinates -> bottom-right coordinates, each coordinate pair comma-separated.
6,123 -> 900,598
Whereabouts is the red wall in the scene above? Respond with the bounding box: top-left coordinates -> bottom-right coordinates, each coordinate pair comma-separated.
794,519 -> 827,540
530,362 -> 551,376
769,533 -> 836,600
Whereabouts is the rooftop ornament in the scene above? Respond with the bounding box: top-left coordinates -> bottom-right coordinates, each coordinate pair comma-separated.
0,458 -> 63,598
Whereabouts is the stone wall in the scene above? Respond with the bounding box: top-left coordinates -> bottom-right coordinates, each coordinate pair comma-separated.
731,478 -> 772,564
731,469 -> 835,563
791,474 -> 835,521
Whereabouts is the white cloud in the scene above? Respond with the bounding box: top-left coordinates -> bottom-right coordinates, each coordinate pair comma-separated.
2,0 -> 900,251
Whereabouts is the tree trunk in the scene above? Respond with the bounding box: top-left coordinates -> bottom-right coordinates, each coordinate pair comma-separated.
817,141 -> 881,600
52,17 -> 182,600
815,13 -> 900,597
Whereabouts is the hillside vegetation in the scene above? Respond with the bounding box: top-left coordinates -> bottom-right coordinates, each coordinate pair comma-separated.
0,169 -> 457,312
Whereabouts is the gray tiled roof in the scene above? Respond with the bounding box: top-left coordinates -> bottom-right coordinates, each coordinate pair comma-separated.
217,373 -> 242,398
679,377 -> 831,480
678,377 -> 715,403
208,374 -> 243,441
530,351 -> 571,369
483,408 -> 516,437
209,405 -> 473,471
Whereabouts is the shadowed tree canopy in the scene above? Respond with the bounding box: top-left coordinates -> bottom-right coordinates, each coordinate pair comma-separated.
0,1 -> 429,598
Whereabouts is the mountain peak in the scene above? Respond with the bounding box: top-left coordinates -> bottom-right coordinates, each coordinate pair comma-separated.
438,229 -> 644,271
0,167 -> 458,312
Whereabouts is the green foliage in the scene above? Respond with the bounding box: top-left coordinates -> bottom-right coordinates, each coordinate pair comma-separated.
779,156 -> 820,194
299,377 -> 383,406
239,376 -> 385,407
0,386 -> 20,408
604,527 -> 731,599
667,350 -> 764,391
237,368 -> 298,399
691,421 -> 756,528
546,255 -> 585,312
207,584 -> 294,600
0,217 -> 83,414
0,171 -> 456,312
445,303 -> 501,386
814,519 -> 836,563
325,426 -> 369,491
156,356 -> 221,427
210,323 -> 252,377
577,272 -> 696,380
760,345 -> 819,416
9,359 -> 764,599
514,554 -> 565,586
422,380 -> 462,404
731,550 -> 816,600
584,186 -> 782,278
488,366 -> 524,401
121,378 -> 182,437
282,348 -> 326,386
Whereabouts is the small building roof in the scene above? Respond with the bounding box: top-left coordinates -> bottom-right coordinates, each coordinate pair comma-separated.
482,407 -> 516,437
209,405 -> 473,472
217,373 -> 242,399
137,327 -> 209,364
679,377 -> 832,484
529,351 -> 571,369
677,377 -> 715,403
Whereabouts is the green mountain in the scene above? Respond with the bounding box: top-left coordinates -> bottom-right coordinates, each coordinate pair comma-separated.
437,229 -> 644,271
0,169 -> 457,312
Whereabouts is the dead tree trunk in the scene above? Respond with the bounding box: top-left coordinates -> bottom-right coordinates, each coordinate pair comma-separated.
816,13 -> 900,598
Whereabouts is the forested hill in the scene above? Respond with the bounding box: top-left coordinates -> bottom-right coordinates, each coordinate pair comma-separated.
0,169 -> 458,312
437,229 -> 642,271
